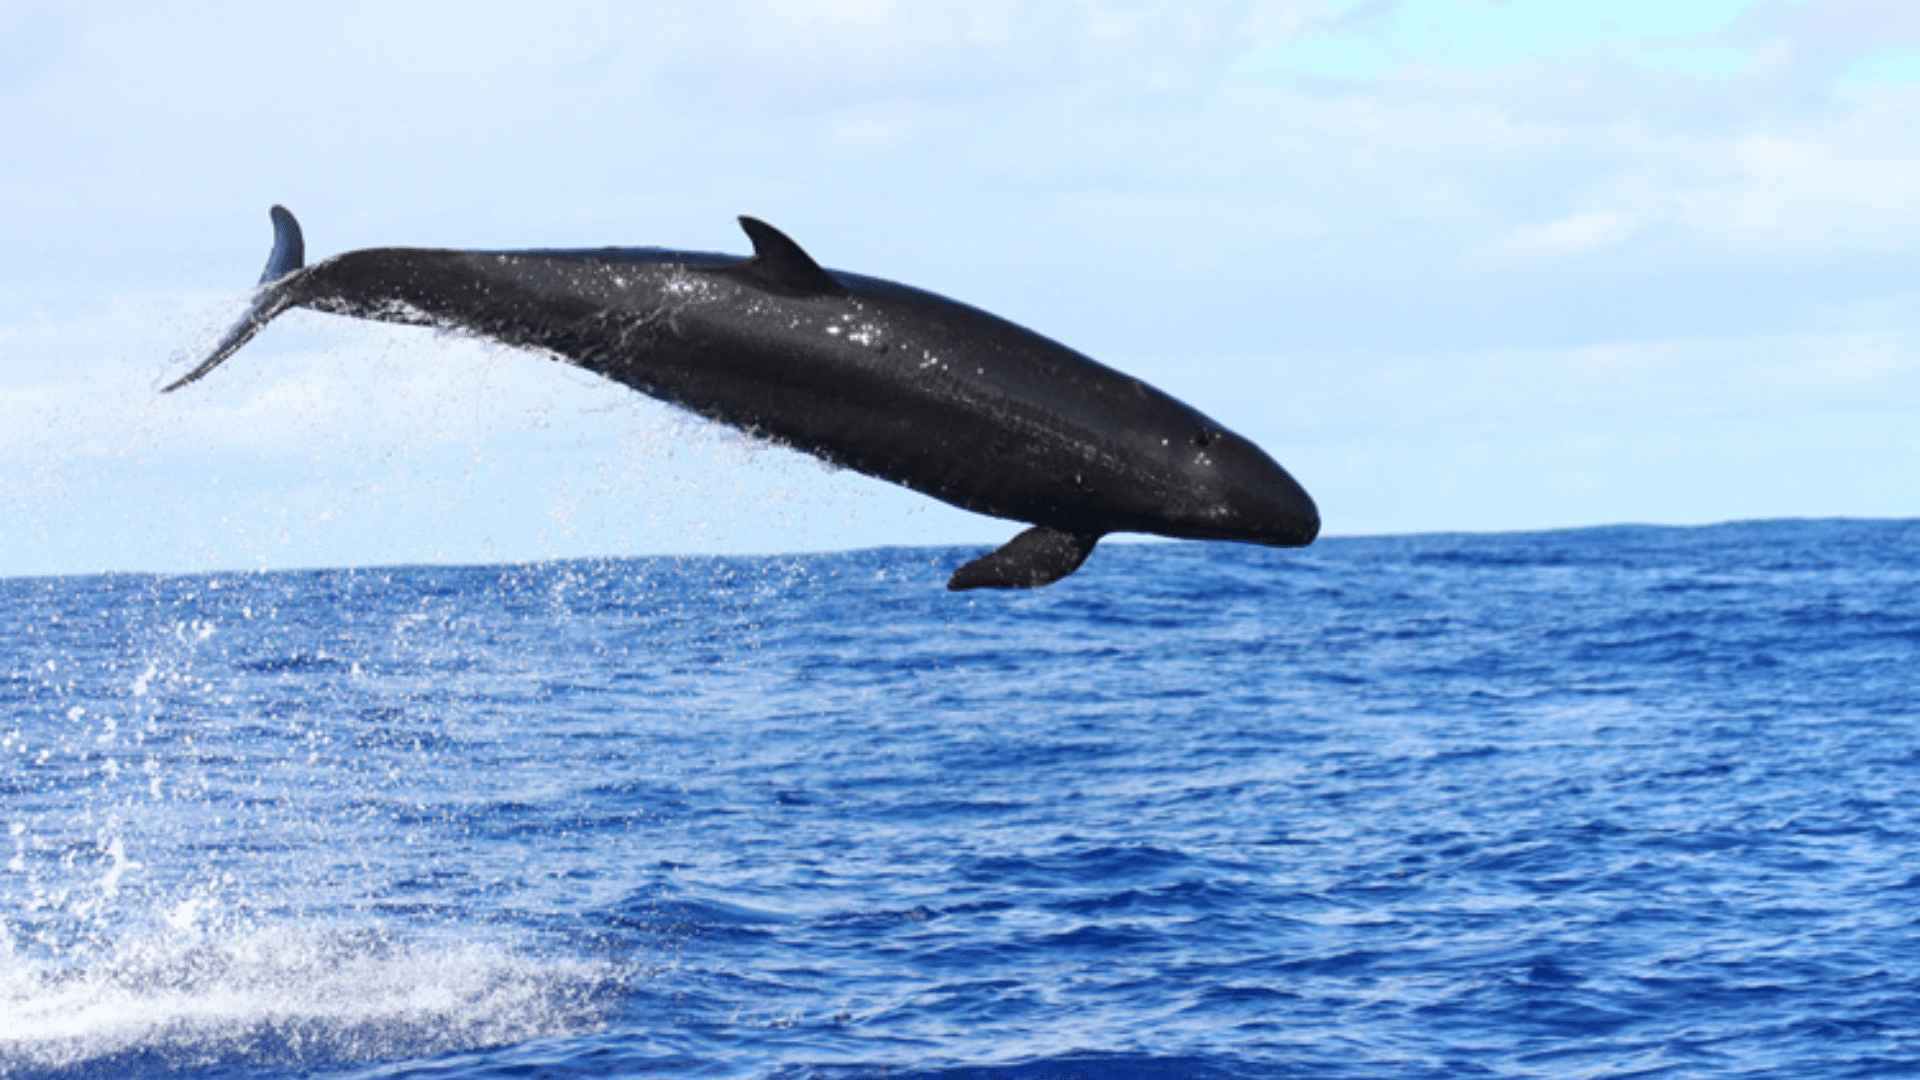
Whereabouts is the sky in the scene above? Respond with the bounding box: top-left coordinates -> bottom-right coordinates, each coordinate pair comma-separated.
1,0 -> 1916,577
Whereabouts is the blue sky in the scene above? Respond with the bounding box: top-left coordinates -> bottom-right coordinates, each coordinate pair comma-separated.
2,0 -> 1916,576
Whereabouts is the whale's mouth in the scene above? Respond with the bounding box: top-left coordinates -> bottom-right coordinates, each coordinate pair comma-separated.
1155,424 -> 1320,549
1149,500 -> 1319,548
1206,515 -> 1320,549
1248,510 -> 1321,548
1208,468 -> 1320,549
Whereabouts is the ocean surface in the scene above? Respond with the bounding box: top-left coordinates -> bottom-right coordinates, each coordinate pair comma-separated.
3,518 -> 1917,1079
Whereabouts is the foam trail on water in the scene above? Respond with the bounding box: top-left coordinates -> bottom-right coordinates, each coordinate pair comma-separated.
0,925 -> 616,1073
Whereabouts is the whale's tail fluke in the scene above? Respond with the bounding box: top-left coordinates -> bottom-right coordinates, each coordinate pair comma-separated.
162,206 -> 306,393
260,205 -> 304,284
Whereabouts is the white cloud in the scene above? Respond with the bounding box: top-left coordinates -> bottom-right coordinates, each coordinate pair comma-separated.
1472,208 -> 1644,264
3,1 -> 1920,574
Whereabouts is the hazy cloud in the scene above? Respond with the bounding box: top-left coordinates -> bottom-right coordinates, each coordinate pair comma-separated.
2,0 -> 1916,574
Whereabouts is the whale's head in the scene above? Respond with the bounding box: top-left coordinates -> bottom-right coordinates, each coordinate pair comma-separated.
1160,422 -> 1320,548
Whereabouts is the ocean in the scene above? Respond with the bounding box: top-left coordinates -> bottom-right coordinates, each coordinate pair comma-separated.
3,518 -> 1917,1079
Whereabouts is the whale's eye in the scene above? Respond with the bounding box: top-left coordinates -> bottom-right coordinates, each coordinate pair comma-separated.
1192,430 -> 1214,448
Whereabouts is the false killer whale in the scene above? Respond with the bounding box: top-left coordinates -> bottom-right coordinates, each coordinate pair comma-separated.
164,207 -> 1319,589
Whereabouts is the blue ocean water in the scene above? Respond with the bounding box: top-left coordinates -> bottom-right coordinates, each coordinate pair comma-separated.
3,518 -> 1917,1079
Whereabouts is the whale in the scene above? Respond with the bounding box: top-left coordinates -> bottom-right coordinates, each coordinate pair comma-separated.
164,207 -> 1319,589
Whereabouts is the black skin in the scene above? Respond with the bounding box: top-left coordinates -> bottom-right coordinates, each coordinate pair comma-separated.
166,208 -> 1319,590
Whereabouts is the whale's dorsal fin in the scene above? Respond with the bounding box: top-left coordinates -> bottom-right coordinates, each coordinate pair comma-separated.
724,216 -> 849,298
948,527 -> 1101,591
261,205 -> 305,284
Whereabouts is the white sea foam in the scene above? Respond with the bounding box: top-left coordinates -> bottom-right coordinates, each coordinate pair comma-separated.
0,925 -> 615,1073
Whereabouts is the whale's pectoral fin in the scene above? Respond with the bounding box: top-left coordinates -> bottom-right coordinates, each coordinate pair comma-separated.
161,206 -> 307,393
719,216 -> 850,299
948,527 -> 1101,591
